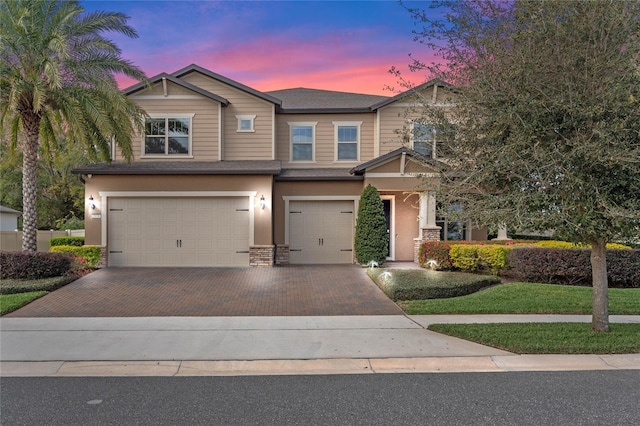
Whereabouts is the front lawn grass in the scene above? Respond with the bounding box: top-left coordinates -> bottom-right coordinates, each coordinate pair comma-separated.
399,282 -> 640,315
0,291 -> 48,315
429,323 -> 640,354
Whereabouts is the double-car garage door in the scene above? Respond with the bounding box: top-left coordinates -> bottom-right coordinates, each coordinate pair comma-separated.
108,197 -> 250,267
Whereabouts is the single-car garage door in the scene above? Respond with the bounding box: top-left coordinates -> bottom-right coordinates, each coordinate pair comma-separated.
289,200 -> 354,264
108,197 -> 250,267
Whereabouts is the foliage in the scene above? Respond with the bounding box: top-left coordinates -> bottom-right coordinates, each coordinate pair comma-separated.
0,291 -> 48,315
355,184 -> 388,265
0,276 -> 75,295
428,323 -> 640,354
368,268 -> 499,301
507,248 -> 640,288
50,244 -> 100,268
400,283 -> 640,315
50,236 -> 85,247
0,0 -> 147,251
55,215 -> 84,231
405,0 -> 640,331
0,250 -> 73,279
418,241 -> 453,270
535,241 -> 631,250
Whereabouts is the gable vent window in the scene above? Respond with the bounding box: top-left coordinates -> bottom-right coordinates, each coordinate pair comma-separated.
236,115 -> 256,132
144,114 -> 193,156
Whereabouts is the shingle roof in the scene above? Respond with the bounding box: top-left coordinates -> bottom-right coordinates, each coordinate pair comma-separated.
0,205 -> 22,215
266,88 -> 389,113
370,79 -> 455,110
275,168 -> 363,181
72,161 -> 282,176
349,147 -> 443,175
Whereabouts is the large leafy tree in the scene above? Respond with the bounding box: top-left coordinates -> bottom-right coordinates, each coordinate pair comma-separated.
0,0 -> 146,251
405,0 -> 640,331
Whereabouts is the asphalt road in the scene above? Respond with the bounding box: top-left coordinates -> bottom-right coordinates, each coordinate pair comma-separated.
2,371 -> 639,425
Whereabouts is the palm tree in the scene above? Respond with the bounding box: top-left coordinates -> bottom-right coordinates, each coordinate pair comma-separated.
0,0 -> 146,251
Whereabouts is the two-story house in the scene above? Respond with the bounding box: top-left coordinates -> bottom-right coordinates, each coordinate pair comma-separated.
73,64 -> 486,267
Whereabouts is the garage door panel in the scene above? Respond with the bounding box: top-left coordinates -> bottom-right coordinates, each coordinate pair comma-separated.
108,197 -> 250,267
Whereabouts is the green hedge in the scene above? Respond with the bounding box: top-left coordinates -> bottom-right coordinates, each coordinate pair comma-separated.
49,245 -> 101,268
0,276 -> 77,295
50,236 -> 85,247
368,268 -> 500,300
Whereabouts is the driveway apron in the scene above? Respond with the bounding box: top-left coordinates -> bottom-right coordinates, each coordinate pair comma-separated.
5,265 -> 403,317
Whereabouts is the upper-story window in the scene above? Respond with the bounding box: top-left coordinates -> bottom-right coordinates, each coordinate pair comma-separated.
144,114 -> 193,156
289,122 -> 317,162
236,115 -> 256,132
333,121 -> 361,161
412,122 -> 436,158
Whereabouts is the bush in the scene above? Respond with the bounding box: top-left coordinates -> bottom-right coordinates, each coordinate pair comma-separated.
0,251 -> 74,279
535,240 -> 631,249
477,245 -> 510,274
355,184 -> 388,265
507,248 -> 640,288
418,241 -> 453,270
368,268 -> 500,300
50,245 -> 101,268
50,236 -> 85,247
450,245 -> 481,272
449,244 -> 510,275
0,276 -> 76,295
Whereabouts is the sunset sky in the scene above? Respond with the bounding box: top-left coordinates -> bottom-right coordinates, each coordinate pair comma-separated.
82,0 -> 439,95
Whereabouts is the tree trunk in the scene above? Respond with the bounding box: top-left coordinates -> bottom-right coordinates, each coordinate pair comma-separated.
591,238 -> 609,332
21,110 -> 41,252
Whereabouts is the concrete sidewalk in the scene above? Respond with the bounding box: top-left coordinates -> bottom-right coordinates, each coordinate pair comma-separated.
1,315 -> 638,376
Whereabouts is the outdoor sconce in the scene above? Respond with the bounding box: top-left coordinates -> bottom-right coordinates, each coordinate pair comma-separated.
260,194 -> 266,210
88,195 -> 96,210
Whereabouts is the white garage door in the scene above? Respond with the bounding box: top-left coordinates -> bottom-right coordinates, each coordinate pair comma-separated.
289,200 -> 354,264
108,197 -> 250,267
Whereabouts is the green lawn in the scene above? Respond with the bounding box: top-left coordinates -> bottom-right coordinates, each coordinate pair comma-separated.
0,291 -> 48,315
429,323 -> 640,354
399,282 -> 640,315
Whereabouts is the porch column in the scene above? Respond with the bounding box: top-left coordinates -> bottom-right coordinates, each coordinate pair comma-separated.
415,191 -> 441,264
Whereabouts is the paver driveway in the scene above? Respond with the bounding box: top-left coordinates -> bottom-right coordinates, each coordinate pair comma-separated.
6,265 -> 403,317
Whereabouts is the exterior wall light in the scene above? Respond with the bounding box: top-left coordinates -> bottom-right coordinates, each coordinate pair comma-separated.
260,195 -> 266,210
88,195 -> 96,210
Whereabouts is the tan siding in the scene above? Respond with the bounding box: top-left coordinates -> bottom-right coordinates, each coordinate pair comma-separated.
181,72 -> 275,160
275,113 -> 375,168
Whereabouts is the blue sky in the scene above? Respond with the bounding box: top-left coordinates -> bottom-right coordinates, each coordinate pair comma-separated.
81,0 -> 439,95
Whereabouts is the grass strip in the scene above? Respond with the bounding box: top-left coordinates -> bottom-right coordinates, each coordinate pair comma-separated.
428,323 -> 640,354
400,283 -> 640,315
0,275 -> 77,295
0,291 -> 48,315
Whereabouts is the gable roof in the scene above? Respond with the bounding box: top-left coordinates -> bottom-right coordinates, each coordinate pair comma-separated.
172,64 -> 282,106
370,79 -> 454,110
349,146 -> 444,175
0,205 -> 22,215
123,73 -> 230,106
266,88 -> 388,113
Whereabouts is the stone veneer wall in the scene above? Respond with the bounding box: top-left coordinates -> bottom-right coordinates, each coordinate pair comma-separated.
275,244 -> 290,266
249,245 -> 275,267
413,227 -> 442,263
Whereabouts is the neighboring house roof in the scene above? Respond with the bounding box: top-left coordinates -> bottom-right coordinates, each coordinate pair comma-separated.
266,88 -> 389,113
123,73 -> 230,106
72,161 -> 282,176
370,79 -> 454,110
0,205 -> 22,215
172,64 -> 283,106
349,146 -> 444,175
275,168 -> 363,181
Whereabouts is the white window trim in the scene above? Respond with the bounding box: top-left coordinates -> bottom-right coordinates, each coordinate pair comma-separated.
333,121 -> 362,162
411,121 -> 437,159
236,114 -> 256,133
288,121 -> 317,163
142,113 -> 195,158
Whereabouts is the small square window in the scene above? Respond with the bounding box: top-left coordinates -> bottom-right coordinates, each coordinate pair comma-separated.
236,115 -> 256,132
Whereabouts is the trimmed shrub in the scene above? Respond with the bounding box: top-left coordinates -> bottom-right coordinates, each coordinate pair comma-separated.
0,251 -> 73,279
450,244 -> 481,272
49,245 -> 101,268
507,248 -> 640,288
535,240 -> 631,249
477,245 -> 510,274
418,241 -> 453,270
50,236 -> 85,247
449,244 -> 510,275
368,268 -> 500,300
0,276 -> 76,295
355,184 -> 388,265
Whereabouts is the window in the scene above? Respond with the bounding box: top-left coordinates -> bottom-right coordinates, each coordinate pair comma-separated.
144,115 -> 193,156
333,121 -> 361,161
289,122 -> 317,162
412,122 -> 436,157
236,115 -> 256,132
436,201 -> 470,241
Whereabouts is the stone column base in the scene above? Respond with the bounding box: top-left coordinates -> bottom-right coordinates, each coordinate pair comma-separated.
249,245 -> 275,267
275,244 -> 290,266
414,227 -> 442,264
